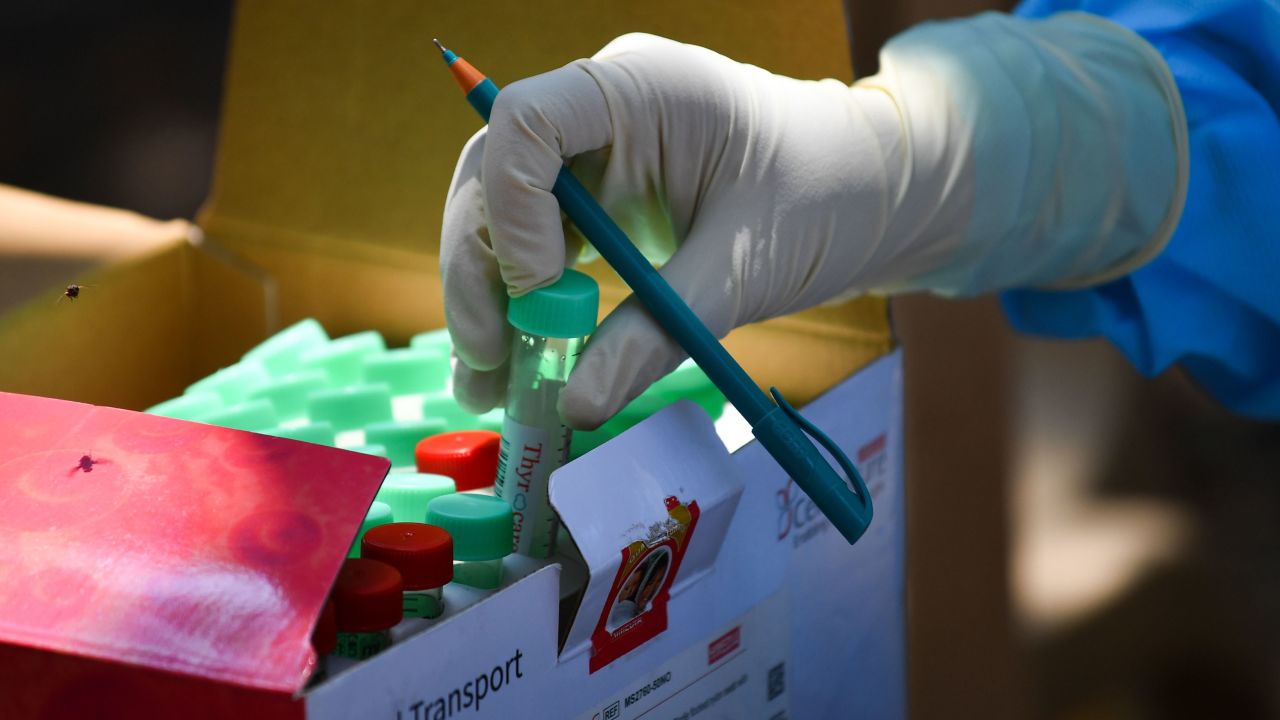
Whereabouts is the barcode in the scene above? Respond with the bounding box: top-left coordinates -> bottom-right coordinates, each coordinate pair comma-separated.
494,435 -> 511,495
767,662 -> 786,702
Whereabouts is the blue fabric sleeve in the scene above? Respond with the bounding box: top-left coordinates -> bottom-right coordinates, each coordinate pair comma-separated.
1003,0 -> 1280,419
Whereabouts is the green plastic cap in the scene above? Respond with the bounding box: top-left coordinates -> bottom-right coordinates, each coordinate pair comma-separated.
364,418 -> 447,467
375,473 -> 456,523
306,384 -> 393,431
421,393 -> 503,434
146,391 -> 223,421
200,399 -> 279,432
265,421 -> 336,446
349,501 -> 395,559
361,348 -> 450,395
346,444 -> 389,457
507,268 -> 599,338
242,318 -> 329,376
247,370 -> 331,419
409,328 -> 453,354
185,361 -> 270,404
298,330 -> 386,385
426,493 -> 513,561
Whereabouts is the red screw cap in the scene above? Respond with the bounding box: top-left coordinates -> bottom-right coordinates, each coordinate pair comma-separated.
415,431 -> 500,491
332,558 -> 403,632
361,522 -> 454,590
311,599 -> 338,656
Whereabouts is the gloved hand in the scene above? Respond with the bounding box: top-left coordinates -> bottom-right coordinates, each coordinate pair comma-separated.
440,16 -> 1186,430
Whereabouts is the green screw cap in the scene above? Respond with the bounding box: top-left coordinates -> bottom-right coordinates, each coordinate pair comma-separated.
426,493 -> 513,561
146,391 -> 222,421
185,361 -> 270,404
421,393 -> 503,433
307,384 -> 393,431
364,418 -> 447,467
265,421 -> 336,446
299,331 -> 386,385
349,501 -> 395,559
375,473 -> 456,523
247,370 -> 331,419
409,328 -> 452,354
507,268 -> 599,338
346,444 -> 389,458
242,318 -> 329,376
361,348 -> 450,395
200,399 -> 279,432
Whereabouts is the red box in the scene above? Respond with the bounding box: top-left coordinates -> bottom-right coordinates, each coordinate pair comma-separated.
0,392 -> 389,718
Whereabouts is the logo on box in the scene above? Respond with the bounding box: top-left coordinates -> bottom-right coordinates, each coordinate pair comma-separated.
777,432 -> 887,548
707,626 -> 741,665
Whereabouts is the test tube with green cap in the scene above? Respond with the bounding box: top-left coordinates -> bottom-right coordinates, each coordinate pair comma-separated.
495,268 -> 598,559
364,418 -> 447,468
426,493 -> 513,589
375,473 -> 455,523
361,347 -> 450,420
307,384 -> 393,431
185,360 -> 270,404
247,369 -> 331,420
199,399 -> 278,432
299,330 -> 386,386
265,421 -> 336,446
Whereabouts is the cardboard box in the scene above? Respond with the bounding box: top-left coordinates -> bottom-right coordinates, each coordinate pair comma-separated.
0,0 -> 890,412
0,1 -> 904,717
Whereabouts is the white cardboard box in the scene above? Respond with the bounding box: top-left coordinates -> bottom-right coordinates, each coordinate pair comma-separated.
307,350 -> 904,719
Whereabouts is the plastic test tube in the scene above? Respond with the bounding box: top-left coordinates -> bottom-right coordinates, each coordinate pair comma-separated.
426,493 -> 513,589
332,558 -> 403,660
361,523 -> 453,619
375,473 -> 455,524
495,268 -> 599,558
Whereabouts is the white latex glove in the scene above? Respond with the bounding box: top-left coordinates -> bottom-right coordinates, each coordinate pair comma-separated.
440,16 -> 1186,430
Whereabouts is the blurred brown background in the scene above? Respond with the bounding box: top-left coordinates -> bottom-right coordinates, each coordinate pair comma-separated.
2,2 -> 1277,718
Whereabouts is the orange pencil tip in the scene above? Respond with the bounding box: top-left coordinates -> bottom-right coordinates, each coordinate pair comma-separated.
448,57 -> 486,94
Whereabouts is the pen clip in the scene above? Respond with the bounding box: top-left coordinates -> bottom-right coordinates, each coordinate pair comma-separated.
751,388 -> 874,544
769,388 -> 872,512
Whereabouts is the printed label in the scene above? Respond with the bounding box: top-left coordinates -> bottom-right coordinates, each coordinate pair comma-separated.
495,415 -> 570,557
334,631 -> 391,660
403,591 -> 442,619
576,590 -> 791,720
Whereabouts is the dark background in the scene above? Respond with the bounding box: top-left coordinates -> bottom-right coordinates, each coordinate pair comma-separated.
2,2 -> 1277,719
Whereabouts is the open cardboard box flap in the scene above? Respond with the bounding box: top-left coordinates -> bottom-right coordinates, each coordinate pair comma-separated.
551,401 -> 742,659
0,392 -> 389,701
0,0 -> 891,412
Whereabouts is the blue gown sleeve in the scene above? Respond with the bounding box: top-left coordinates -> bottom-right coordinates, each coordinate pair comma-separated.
1003,0 -> 1280,419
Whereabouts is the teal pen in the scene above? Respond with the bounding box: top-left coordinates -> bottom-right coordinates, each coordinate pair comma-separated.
434,40 -> 873,544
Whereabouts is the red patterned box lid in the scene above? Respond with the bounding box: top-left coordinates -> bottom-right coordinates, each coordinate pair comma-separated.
0,392 -> 389,695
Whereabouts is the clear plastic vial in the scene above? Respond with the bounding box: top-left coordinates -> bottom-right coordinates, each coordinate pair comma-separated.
426,493 -> 514,590
495,269 -> 599,558
331,558 -> 403,660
